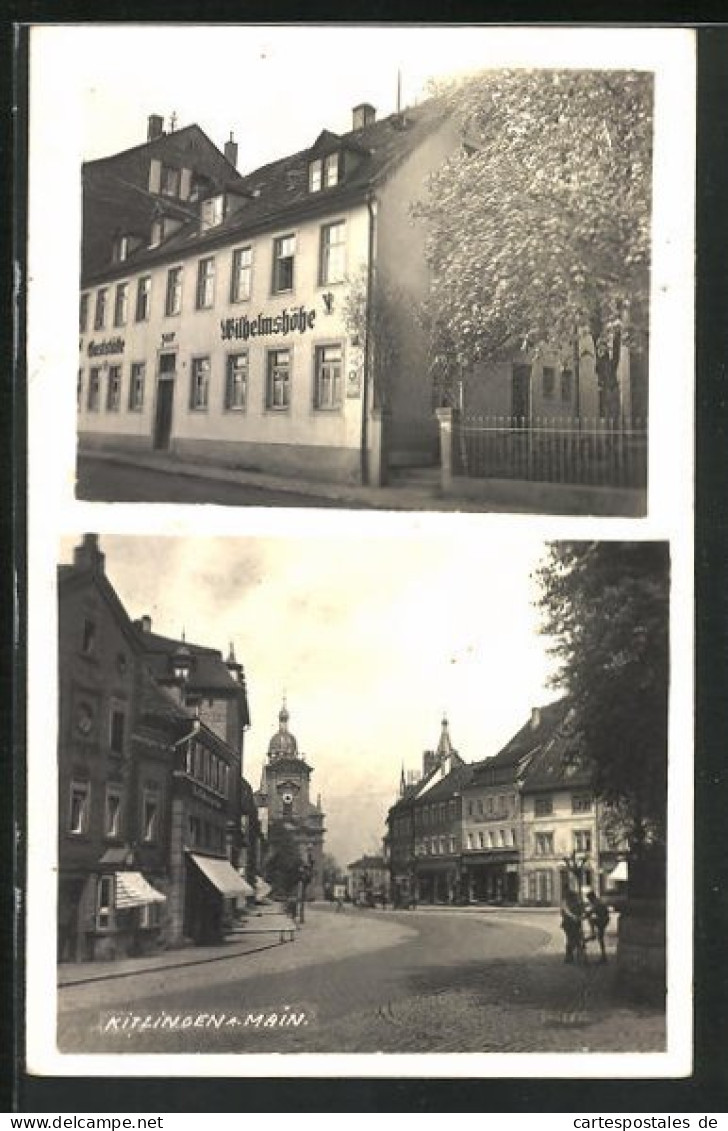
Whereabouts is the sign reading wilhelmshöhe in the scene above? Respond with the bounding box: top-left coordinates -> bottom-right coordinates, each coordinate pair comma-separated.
220,306 -> 316,343
87,337 -> 125,357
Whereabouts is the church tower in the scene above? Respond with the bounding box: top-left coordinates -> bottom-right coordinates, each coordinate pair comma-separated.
260,702 -> 326,899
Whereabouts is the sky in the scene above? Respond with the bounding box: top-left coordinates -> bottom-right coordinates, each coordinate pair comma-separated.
59,532 -> 559,866
30,24 -> 677,174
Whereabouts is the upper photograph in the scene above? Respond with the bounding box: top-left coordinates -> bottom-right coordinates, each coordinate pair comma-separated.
73,27 -> 653,515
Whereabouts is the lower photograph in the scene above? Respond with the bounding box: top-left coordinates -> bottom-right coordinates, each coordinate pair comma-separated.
52,532 -> 671,1058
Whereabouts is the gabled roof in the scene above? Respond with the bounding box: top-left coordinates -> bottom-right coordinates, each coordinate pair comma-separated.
521,710 -> 592,792
82,123 -> 244,279
470,700 -> 570,787
82,99 -> 449,286
416,761 -> 474,804
135,626 -> 242,696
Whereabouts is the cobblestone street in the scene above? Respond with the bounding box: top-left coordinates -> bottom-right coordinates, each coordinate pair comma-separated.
57,905 -> 665,1056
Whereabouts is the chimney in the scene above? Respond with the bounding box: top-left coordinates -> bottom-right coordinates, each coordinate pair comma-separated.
73,533 -> 105,575
140,614 -> 152,634
224,132 -> 238,169
530,707 -> 541,730
147,114 -> 165,142
352,103 -> 376,131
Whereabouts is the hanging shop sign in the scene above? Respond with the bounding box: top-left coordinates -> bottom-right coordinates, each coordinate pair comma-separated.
87,337 -> 125,358
220,305 -> 316,343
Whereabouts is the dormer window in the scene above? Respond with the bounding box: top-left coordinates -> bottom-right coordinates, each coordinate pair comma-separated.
309,153 -> 340,192
324,153 -> 339,188
201,195 -> 225,230
112,235 -> 129,263
309,159 -> 322,193
149,219 -> 163,249
161,164 -> 180,197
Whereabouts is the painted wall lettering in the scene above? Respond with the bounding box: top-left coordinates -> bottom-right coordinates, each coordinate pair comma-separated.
221,306 -> 316,343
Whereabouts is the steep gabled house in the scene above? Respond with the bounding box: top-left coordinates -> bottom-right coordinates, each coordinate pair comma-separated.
77,99 -> 464,485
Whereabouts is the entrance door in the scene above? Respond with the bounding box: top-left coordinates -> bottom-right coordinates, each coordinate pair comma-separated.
153,354 -> 176,450
512,364 -> 531,421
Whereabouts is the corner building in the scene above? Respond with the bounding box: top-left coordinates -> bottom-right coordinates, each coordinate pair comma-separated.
77,102 -> 461,484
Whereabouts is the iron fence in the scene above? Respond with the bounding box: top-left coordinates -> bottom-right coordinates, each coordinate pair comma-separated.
454,415 -> 648,489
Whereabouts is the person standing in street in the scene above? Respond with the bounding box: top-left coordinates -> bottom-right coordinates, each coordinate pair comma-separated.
560,888 -> 586,964
585,890 -> 611,964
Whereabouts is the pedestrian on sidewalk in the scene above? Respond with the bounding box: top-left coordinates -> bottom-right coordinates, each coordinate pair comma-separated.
560,888 -> 586,965
584,890 -> 610,964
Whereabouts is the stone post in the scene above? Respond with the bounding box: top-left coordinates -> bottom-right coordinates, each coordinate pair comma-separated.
366,406 -> 390,487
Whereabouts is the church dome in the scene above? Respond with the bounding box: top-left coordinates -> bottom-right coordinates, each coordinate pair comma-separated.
268,701 -> 299,760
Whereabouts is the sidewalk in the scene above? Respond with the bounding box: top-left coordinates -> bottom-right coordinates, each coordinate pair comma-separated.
58,912 -> 298,989
75,448 -> 541,513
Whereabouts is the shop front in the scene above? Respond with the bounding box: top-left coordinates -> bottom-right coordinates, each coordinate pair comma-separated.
185,852 -> 253,945
414,857 -> 461,904
462,851 -> 519,904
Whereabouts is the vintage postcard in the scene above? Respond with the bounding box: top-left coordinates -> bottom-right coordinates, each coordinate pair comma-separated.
23,25 -> 694,1081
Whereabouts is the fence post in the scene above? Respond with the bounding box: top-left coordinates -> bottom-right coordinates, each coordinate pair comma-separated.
435,407 -> 455,493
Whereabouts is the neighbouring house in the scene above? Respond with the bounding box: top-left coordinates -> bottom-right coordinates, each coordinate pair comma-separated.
347,855 -> 388,902
57,534 -> 258,962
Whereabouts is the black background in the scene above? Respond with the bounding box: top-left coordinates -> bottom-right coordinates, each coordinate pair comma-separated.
4,15 -> 727,1115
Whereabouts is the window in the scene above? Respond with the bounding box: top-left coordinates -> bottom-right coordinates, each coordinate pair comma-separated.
81,617 -> 96,655
109,707 -> 125,755
499,829 -> 507,847
225,352 -> 248,410
534,832 -> 554,856
266,349 -> 291,410
201,195 -> 224,229
534,796 -> 553,816
314,344 -> 342,410
324,152 -> 339,188
149,219 -> 163,248
190,357 -> 210,410
308,159 -> 322,192
319,221 -> 346,285
97,875 -> 114,930
574,830 -> 592,854
69,780 -> 90,834
272,235 -> 295,293
106,366 -> 122,411
561,367 -> 573,402
449,836 -> 456,854
478,831 -> 485,848
511,827 -> 518,847
105,787 -> 122,838
488,831 -> 496,848
542,366 -> 556,399
113,283 -> 128,327
466,832 -> 474,849
196,257 -> 215,309
165,267 -> 183,316
572,793 -> 592,813
77,370 -> 83,410
135,276 -> 151,322
94,288 -> 108,331
230,247 -> 252,302
142,787 -> 160,843
161,164 -> 180,197
79,293 -> 89,334
467,800 -> 474,817
129,362 -> 145,411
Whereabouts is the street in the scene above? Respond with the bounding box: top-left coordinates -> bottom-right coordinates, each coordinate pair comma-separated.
76,457 -> 364,508
57,906 -> 665,1055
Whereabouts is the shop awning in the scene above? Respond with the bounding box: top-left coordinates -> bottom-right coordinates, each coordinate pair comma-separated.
608,860 -> 629,882
115,872 -> 166,910
189,853 -> 253,898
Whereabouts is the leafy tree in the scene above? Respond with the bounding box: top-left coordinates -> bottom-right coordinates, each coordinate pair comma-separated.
264,823 -> 303,897
536,542 -> 669,876
343,265 -> 403,408
414,70 -> 653,413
